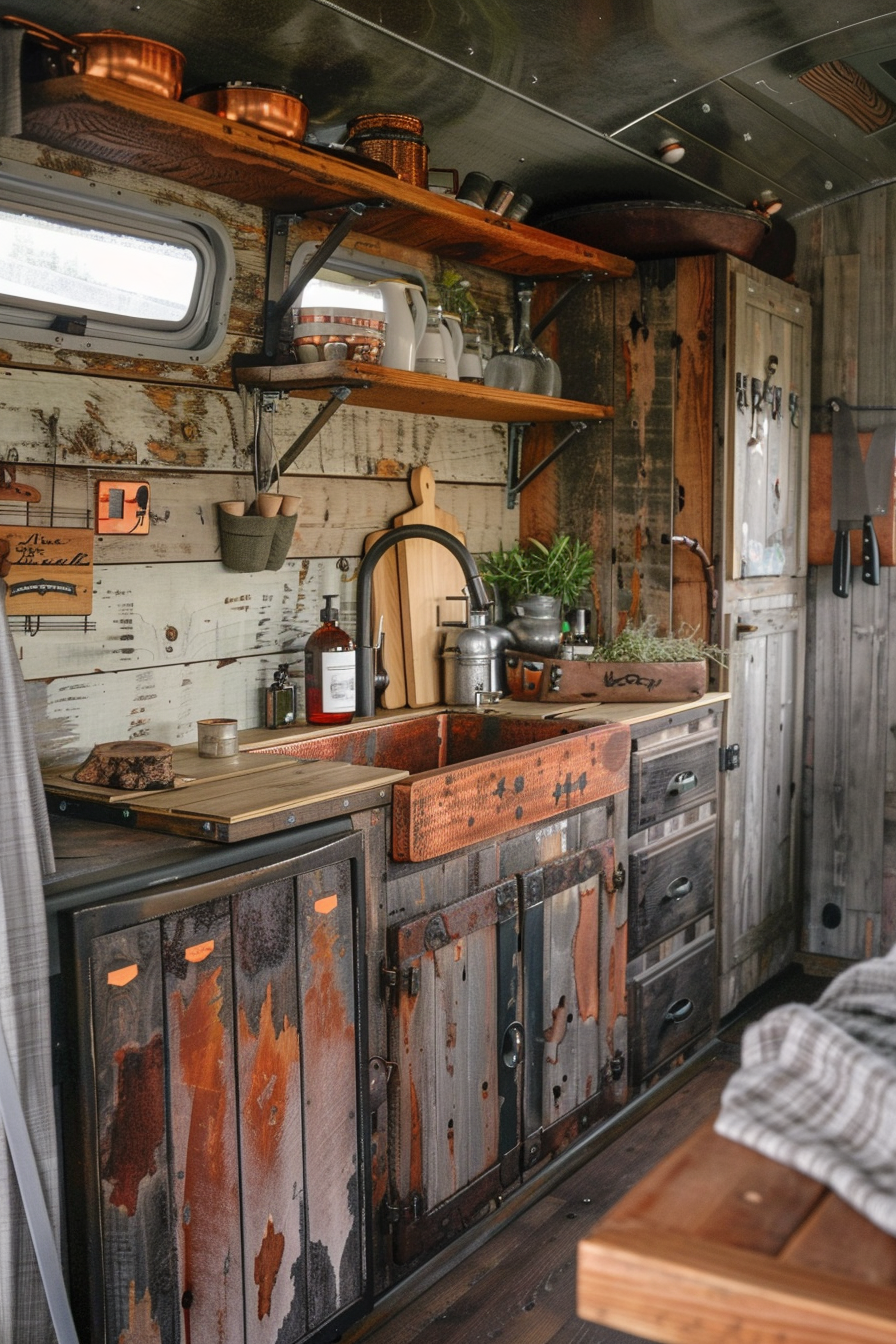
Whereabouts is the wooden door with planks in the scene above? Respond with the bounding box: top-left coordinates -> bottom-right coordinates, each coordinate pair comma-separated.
63,832 -> 370,1344
715,261 -> 811,1016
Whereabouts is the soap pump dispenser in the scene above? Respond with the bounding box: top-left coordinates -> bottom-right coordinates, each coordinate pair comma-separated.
265,663 -> 297,729
304,594 -> 356,725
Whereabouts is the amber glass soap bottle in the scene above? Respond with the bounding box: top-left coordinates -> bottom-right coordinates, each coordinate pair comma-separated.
304,594 -> 356,724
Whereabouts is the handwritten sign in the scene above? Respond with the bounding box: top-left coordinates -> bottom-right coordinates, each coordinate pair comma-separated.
2,526 -> 94,615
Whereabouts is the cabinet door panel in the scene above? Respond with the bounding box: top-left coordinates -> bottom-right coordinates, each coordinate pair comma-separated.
296,858 -> 363,1329
389,882 -> 518,1262
163,897 -> 243,1344
629,818 -> 716,956
631,932 -> 715,1081
91,921 -> 178,1344
522,841 -> 619,1158
233,878 -> 306,1343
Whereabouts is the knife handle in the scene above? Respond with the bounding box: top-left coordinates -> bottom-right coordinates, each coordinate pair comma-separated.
833,527 -> 851,598
862,516 -> 880,586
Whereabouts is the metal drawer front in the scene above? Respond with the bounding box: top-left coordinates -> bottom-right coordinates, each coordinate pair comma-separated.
631,932 -> 715,1082
629,818 -> 716,957
629,728 -> 719,832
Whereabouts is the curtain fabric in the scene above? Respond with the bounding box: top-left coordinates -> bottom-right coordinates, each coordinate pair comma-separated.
0,575 -> 59,1343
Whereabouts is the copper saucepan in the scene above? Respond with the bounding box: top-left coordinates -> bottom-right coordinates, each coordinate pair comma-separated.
2,16 -> 185,98
182,81 -> 309,141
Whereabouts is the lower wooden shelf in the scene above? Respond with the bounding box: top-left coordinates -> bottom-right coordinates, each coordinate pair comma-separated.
232,360 -> 614,423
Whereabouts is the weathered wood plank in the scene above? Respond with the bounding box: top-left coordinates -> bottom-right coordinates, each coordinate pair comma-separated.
672,256 -> 715,641
611,261 -> 676,636
90,920 -> 178,1344
233,878 -> 305,1341
821,254 -> 860,408
164,896 -> 243,1344
0,466 -> 514,564
0,365 -> 508,480
296,857 -> 364,1325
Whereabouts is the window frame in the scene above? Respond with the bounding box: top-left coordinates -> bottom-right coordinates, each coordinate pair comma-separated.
0,157 -> 235,363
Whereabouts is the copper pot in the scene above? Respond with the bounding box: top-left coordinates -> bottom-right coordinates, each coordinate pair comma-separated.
2,17 -> 184,98
182,82 -> 308,141
73,29 -> 185,99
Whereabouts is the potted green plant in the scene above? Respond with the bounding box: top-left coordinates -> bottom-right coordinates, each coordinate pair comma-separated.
477,535 -> 594,654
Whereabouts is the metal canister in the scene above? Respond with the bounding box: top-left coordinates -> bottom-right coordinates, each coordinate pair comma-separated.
441,624 -> 492,705
345,112 -> 429,186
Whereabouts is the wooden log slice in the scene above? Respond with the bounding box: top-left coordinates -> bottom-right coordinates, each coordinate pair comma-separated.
72,740 -> 175,791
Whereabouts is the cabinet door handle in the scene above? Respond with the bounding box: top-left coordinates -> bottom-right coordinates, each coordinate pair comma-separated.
664,998 -> 695,1023
666,770 -> 697,796
502,1021 -> 524,1069
661,876 -> 693,904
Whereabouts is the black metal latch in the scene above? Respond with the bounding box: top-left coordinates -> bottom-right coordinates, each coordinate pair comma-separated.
719,744 -> 741,772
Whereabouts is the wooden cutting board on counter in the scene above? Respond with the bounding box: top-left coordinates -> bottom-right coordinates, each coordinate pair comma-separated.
395,466 -> 468,707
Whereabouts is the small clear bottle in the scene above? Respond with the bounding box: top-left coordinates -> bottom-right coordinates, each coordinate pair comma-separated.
559,620 -> 575,659
304,595 -> 356,725
265,663 -> 297,728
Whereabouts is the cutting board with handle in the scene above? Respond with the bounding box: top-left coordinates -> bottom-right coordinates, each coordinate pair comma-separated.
363,526 -> 408,709
395,466 -> 468,707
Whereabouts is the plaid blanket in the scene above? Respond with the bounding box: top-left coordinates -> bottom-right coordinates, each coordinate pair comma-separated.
715,945 -> 896,1237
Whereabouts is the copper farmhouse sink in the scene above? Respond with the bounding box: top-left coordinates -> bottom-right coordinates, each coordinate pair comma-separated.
251,711 -> 630,863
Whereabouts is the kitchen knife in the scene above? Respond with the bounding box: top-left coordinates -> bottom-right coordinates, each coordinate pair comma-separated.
830,400 -> 869,598
859,424 -> 896,586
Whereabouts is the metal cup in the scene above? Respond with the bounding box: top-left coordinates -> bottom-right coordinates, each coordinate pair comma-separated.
484,181 -> 515,215
456,171 -> 493,208
197,718 -> 239,757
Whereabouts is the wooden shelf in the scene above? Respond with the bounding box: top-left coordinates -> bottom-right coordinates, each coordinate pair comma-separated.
20,77 -> 635,280
231,361 -> 614,423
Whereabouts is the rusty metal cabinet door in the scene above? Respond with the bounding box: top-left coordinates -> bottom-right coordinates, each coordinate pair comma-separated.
386,878 -> 521,1264
519,839 -> 624,1168
63,831 -> 371,1344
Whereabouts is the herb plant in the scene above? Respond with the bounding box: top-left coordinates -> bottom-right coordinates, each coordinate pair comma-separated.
435,265 -> 479,326
478,535 -> 594,610
590,617 -> 727,667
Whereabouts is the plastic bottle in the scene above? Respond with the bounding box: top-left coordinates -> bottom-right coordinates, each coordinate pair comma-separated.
304,595 -> 356,725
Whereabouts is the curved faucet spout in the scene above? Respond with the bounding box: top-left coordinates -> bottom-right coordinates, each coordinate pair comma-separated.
355,523 -> 490,718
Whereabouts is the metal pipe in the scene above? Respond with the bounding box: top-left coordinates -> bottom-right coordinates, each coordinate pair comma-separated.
355,524 -> 490,717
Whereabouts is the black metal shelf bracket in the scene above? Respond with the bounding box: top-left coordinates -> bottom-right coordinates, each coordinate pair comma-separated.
527,273 -> 594,341
505,419 -> 591,510
276,385 -> 357,476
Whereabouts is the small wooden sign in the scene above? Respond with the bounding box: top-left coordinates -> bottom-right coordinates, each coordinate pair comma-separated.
2,525 -> 94,614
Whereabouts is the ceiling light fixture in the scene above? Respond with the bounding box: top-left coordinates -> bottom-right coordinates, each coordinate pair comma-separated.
752,189 -> 783,216
657,135 -> 685,165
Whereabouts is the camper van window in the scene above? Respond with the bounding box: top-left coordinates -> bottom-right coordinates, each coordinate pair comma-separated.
0,161 -> 235,363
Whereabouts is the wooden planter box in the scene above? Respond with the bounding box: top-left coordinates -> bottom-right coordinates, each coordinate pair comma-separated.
505,651 -> 707,703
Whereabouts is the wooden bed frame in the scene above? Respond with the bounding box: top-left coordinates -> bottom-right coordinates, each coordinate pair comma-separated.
577,1118 -> 896,1344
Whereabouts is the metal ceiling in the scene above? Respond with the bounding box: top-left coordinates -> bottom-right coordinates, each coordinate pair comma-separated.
13,0 -> 896,220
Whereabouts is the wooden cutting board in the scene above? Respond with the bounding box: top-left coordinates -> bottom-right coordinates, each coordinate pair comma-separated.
364,526 -> 408,710
394,466 -> 467,707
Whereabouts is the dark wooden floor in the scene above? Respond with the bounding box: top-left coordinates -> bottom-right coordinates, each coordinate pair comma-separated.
354,963 -> 829,1344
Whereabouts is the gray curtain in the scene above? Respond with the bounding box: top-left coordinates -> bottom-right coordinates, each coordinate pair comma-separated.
0,577 -> 60,1343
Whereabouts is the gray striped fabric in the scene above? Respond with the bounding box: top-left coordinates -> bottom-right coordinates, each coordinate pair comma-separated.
0,582 -> 60,1343
716,944 -> 896,1236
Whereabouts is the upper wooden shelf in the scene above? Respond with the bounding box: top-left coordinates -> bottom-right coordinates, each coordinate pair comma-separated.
20,77 -> 635,280
231,362 -> 614,423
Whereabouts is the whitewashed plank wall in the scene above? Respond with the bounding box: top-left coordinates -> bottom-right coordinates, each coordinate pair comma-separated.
0,136 -> 516,765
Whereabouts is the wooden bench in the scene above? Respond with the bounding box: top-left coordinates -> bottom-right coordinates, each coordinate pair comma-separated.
577,1117 -> 896,1344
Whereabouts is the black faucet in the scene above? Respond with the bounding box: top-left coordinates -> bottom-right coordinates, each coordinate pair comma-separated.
355,524 -> 491,717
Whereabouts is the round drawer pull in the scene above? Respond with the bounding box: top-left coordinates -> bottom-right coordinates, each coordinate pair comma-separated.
502,1021 -> 524,1069
666,770 -> 698,797
664,998 -> 695,1024
661,876 -> 693,904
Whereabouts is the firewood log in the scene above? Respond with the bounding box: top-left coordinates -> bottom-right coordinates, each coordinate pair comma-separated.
72,740 -> 174,791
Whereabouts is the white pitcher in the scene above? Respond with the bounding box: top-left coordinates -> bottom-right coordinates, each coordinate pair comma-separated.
440,312 -> 463,381
415,304 -> 450,377
376,279 -> 427,372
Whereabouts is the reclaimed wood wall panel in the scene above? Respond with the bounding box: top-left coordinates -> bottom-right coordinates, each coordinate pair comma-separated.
296,858 -> 363,1327
794,183 -> 896,961
672,257 -> 716,642
611,260 -> 676,636
90,920 -> 177,1344
233,878 -> 306,1342
163,897 -> 243,1344
0,138 -> 515,763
